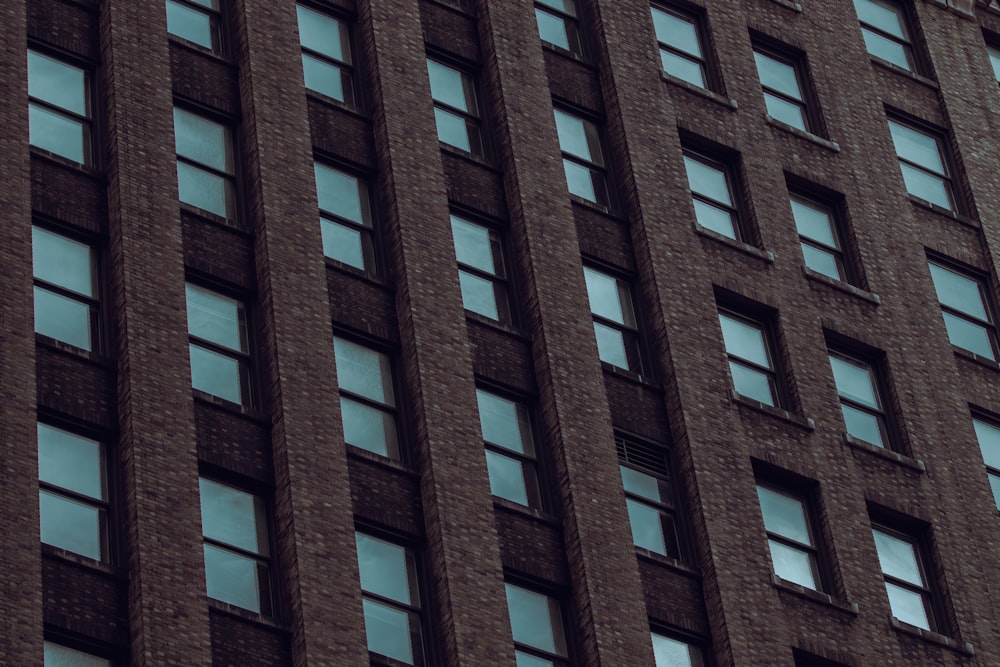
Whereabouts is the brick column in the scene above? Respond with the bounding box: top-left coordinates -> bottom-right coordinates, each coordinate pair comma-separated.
363,1 -> 515,664
233,0 -> 369,664
100,1 -> 213,664
0,5 -> 42,664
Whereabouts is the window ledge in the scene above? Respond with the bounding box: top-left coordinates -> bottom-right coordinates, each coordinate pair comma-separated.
870,57 -> 939,88
42,544 -> 122,578
953,346 -> 1000,371
661,73 -> 738,110
179,202 -> 244,233
765,0 -> 803,11
192,391 -> 267,422
695,224 -> 774,263
305,90 -> 367,119
492,496 -> 560,525
890,617 -> 974,655
346,444 -> 419,477
764,117 -> 840,152
907,195 -> 978,228
731,391 -> 815,431
843,433 -> 925,471
208,599 -> 289,632
439,142 -> 495,169
424,0 -> 475,16
325,257 -> 387,288
541,42 -> 591,65
36,334 -> 114,368
637,549 -> 701,576
569,194 -> 622,219
771,575 -> 858,615
803,267 -> 880,304
168,36 -> 231,63
601,361 -> 659,388
465,310 -> 530,342
30,147 -> 101,177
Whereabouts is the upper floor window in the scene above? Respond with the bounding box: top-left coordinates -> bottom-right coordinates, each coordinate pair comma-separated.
199,477 -> 272,614
554,109 -> 610,207
173,107 -> 237,220
356,532 -> 425,665
297,4 -> 355,106
38,423 -> 108,562
651,629 -> 706,667
927,260 -> 998,361
583,266 -> 642,373
451,215 -> 511,324
828,349 -> 896,449
752,44 -> 815,133
476,388 -> 541,508
333,336 -> 399,459
718,307 -> 783,407
186,283 -> 252,406
789,192 -> 851,284
32,226 -> 99,351
618,435 -> 681,560
871,522 -> 940,632
535,0 -> 583,55
166,0 -> 222,52
44,641 -> 111,667
505,583 -> 569,666
887,118 -> 955,212
27,50 -> 91,165
682,149 -> 746,241
314,162 -> 375,272
756,481 -> 823,590
650,5 -> 712,90
852,0 -> 917,71
427,59 -> 484,156
972,414 -> 1000,510
987,42 -> 1000,83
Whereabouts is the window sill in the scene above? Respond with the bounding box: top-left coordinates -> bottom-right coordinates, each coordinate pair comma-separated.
765,0 -> 803,11
636,549 -> 700,576
371,652 -> 425,667
695,224 -> 774,263
424,0 -> 475,16
179,203 -> 244,233
439,142 -> 495,169
953,346 -> 1000,372
168,36 -> 231,63
305,90 -> 366,119
541,42 -> 591,65
36,334 -> 114,368
464,310 -> 529,341
193,391 -> 266,422
601,361 -> 658,388
802,267 -> 880,305
492,496 -> 560,525
764,117 -> 840,153
870,57 -> 938,88
30,148 -> 102,177
660,73 -> 738,110
42,544 -> 122,578
325,257 -> 386,288
569,194 -> 622,220
890,617 -> 974,655
906,195 -> 978,228
208,599 -> 289,632
843,433 -> 925,472
771,575 -> 858,615
731,391 -> 814,431
346,443 -> 419,477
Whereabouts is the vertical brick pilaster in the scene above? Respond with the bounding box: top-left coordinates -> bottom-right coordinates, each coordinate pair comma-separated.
100,2 -> 212,664
233,1 -> 368,664
0,4 -> 42,664
363,1 -> 514,664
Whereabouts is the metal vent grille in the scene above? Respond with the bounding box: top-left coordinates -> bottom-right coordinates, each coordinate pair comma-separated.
615,435 -> 669,477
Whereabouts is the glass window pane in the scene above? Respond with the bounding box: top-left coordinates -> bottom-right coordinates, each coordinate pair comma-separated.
189,344 -> 244,404
719,314 -> 769,367
340,397 -> 398,458
186,285 -> 246,352
756,486 -> 811,545
989,473 -> 1000,511
841,404 -> 886,447
516,652 -> 555,667
505,584 -> 567,656
584,268 -> 627,323
691,200 -> 738,238
989,46 -> 1000,83
791,198 -> 838,248
451,217 -> 497,273
652,632 -> 703,667
941,312 -> 995,359
174,108 -> 232,173
651,8 -> 702,58
626,497 -> 668,554
166,0 -> 216,49
427,60 -> 469,111
176,161 -> 234,218
459,271 -> 500,320
767,539 -> 818,590
563,159 -> 599,203
535,9 -> 571,50
34,287 -> 92,350
729,362 -> 776,406
199,479 -> 266,554
873,529 -> 924,586
754,52 -> 801,100
204,543 -> 262,612
683,156 -> 732,205
659,51 -> 706,87
537,0 -> 575,13
302,54 -> 347,101
476,390 -> 532,455
44,642 -> 111,667
297,5 -> 346,61
620,466 -> 664,502
885,582 -> 931,630
888,122 -> 945,174
333,338 -> 394,405
39,490 -> 104,560
362,598 -> 417,664
973,418 -> 1000,470
829,356 -> 879,408
37,424 -> 104,499
861,29 -> 912,69
928,264 -> 989,320
854,0 -> 907,39
434,107 -> 473,152
594,321 -> 629,369
29,105 -> 86,163
315,164 -> 367,225
356,533 -> 416,604
553,110 -> 593,160
321,217 -> 367,269
28,52 -> 87,115
486,449 -> 531,506
763,94 -> 807,131
801,244 -> 843,281
897,164 -> 952,210
33,228 -> 94,296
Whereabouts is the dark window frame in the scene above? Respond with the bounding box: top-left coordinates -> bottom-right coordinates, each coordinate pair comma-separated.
650,2 -> 718,92
717,303 -> 789,409
971,409 -> 1000,510
927,256 -> 999,361
450,212 -> 514,327
751,39 -> 822,135
553,106 -> 613,210
786,182 -> 859,287
296,2 -> 358,108
185,280 -> 255,408
313,158 -> 378,275
682,144 -> 752,244
475,385 -> 545,510
649,624 -> 708,667
166,0 -> 225,54
504,578 -> 572,667
886,114 -> 959,214
534,0 -> 585,57
173,103 -> 241,223
827,344 -> 901,451
853,0 -> 922,73
870,518 -> 945,634
582,263 -> 644,374
617,433 -> 684,561
426,55 -> 487,158
755,479 -> 827,592
27,46 -> 95,167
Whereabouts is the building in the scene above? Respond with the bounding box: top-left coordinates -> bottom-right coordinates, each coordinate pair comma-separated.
8,0 -> 1000,664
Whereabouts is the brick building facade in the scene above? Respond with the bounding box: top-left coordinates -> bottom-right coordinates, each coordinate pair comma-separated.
9,0 -> 1000,664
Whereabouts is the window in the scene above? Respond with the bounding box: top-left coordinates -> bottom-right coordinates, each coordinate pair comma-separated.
650,5 -> 711,89
752,45 -> 813,133
972,415 -> 1000,510
792,648 -> 851,667
852,0 -> 917,71
887,118 -> 955,211
988,42 -> 1000,83
166,0 -> 221,51
314,163 -> 375,272
553,109 -> 610,207
38,423 -> 108,561
583,266 -> 642,372
535,0 -> 582,55
44,641 -> 111,667
682,149 -> 745,241
356,532 -> 425,665
927,260 -> 998,361
789,193 -> 850,283
618,435 -> 681,560
871,523 -> 939,631
451,215 -> 511,324
756,482 -> 822,590
186,284 -> 252,406
717,308 -> 781,407
426,59 -> 484,155
828,350 -> 894,449
199,478 -> 272,614
32,226 -> 98,351
27,50 -> 91,165
173,107 -> 237,220
297,4 -> 355,106
505,583 -> 569,666
333,337 -> 399,459
651,631 -> 705,667
475,389 -> 541,508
